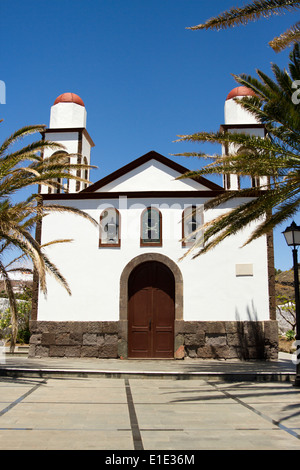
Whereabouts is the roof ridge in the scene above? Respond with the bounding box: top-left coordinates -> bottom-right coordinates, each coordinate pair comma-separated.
81,151 -> 223,193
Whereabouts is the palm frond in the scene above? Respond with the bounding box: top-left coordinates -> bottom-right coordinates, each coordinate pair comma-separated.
39,250 -> 71,296
245,193 -> 300,242
187,0 -> 300,51
188,0 -> 300,31
0,123 -> 100,349
269,21 -> 300,51
0,125 -> 46,156
175,42 -> 300,257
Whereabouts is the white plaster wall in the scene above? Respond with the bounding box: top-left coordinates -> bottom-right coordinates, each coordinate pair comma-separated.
222,127 -> 267,190
82,134 -> 91,166
222,127 -> 265,158
37,197 -> 270,323
97,160 -> 208,192
50,102 -> 87,129
225,98 -> 258,125
41,132 -> 80,194
43,132 -> 80,158
78,133 -> 92,191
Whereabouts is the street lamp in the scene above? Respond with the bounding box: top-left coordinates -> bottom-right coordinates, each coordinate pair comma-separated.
283,221 -> 300,386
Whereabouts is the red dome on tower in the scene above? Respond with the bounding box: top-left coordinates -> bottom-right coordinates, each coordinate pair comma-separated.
54,92 -> 85,107
226,86 -> 256,101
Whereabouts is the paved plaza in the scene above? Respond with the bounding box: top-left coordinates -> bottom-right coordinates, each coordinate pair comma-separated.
0,371 -> 300,450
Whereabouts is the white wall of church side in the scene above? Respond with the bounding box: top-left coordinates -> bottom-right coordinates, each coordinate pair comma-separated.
37,196 -> 270,324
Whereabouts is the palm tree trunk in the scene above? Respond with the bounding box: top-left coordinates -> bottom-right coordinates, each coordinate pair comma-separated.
0,261 -> 18,353
9,301 -> 18,354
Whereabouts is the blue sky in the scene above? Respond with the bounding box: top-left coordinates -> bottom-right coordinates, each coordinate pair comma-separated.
0,0 -> 299,271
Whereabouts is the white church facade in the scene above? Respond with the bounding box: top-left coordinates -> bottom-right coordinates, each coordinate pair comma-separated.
29,90 -> 278,360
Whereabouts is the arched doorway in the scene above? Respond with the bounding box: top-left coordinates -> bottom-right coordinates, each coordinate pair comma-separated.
128,261 -> 175,358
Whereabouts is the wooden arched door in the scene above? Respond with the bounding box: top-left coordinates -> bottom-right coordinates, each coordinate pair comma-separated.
128,261 -> 175,358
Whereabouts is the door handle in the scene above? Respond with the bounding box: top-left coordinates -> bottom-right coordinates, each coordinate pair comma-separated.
149,319 -> 152,331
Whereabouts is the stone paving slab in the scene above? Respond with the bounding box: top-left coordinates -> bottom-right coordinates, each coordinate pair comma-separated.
0,375 -> 299,450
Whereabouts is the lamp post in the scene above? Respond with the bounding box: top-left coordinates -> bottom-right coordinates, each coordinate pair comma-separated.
283,221 -> 300,386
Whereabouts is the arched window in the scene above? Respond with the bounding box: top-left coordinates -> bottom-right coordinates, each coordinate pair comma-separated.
141,207 -> 162,246
99,208 -> 120,247
75,156 -> 89,192
76,155 -> 81,192
83,157 -> 89,190
182,205 -> 204,247
48,151 -> 70,194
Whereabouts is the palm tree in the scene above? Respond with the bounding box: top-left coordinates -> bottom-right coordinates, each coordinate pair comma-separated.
0,124 -> 97,351
188,0 -> 300,52
174,42 -> 300,258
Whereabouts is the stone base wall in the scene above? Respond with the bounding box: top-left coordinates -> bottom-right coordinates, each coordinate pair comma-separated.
29,320 -> 278,360
29,321 -> 119,358
175,320 -> 278,361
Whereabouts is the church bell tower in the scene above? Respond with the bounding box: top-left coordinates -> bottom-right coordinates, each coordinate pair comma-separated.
41,92 -> 95,194
221,86 -> 267,190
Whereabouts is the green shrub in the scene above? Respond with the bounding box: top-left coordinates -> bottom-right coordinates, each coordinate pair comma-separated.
286,329 -> 296,341
0,300 -> 31,344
